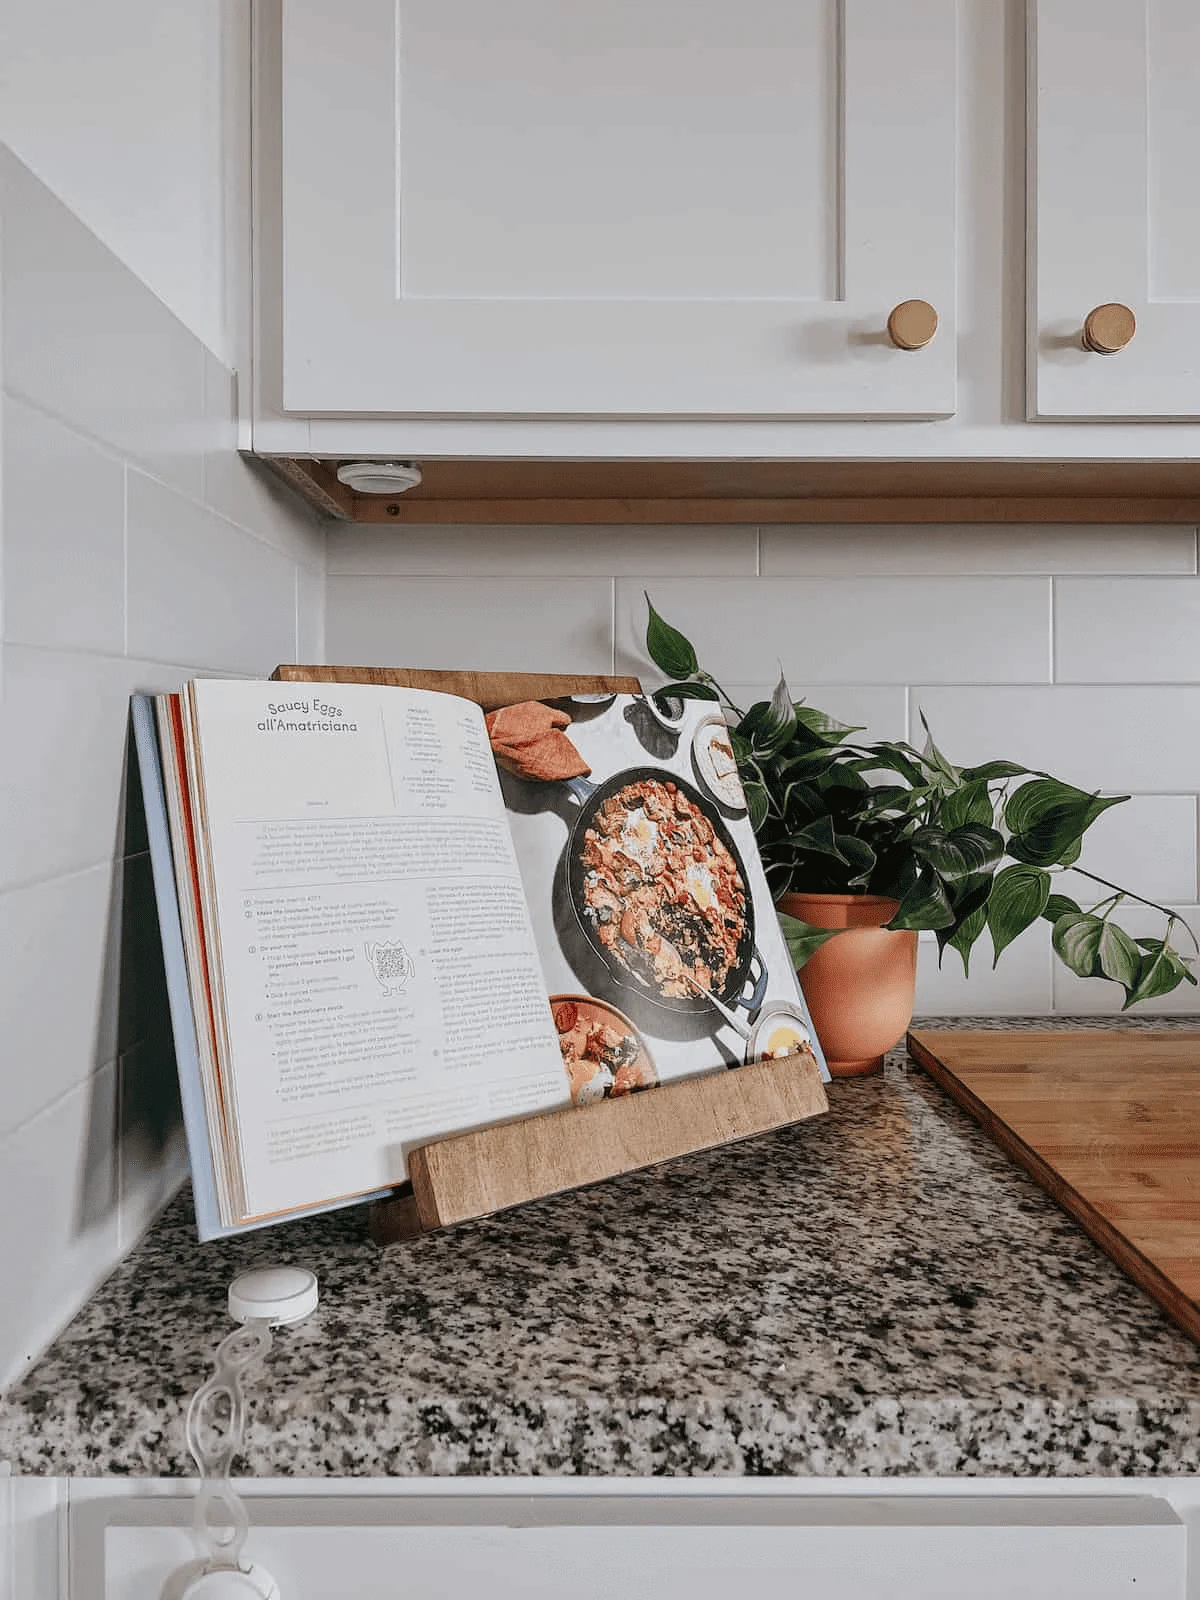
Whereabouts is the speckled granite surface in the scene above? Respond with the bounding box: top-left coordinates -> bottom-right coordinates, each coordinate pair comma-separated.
3,1017 -> 1200,1478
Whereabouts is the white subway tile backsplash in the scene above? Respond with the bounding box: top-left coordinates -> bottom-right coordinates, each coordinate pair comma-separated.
0,863 -> 123,1138
1055,576 -> 1200,682
0,1064 -> 120,1391
0,647 -> 183,893
1,396 -> 126,653
325,575 -> 615,674
0,150 -> 326,1385
126,470 -> 299,674
721,683 -> 909,744
201,351 -> 326,569
297,560 -> 325,664
326,523 -> 759,579
616,576 -> 1052,686
1072,794 -> 1197,905
0,150 -> 205,500
763,524 -> 1198,578
915,922 -> 1055,1015
910,685 -> 1200,793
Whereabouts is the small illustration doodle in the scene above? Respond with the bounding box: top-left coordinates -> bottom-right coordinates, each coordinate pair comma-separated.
364,938 -> 415,997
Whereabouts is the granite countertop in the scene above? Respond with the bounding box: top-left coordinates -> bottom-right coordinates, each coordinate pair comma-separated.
3,1017 -> 1200,1478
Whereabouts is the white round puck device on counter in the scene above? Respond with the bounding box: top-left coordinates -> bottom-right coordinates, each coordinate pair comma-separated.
179,1565 -> 281,1600
227,1266 -> 319,1327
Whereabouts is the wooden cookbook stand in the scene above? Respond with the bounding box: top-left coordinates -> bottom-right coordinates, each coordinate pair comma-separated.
271,664 -> 828,1241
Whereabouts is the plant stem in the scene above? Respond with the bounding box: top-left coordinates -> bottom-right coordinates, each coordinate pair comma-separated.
698,673 -> 744,719
1068,867 -> 1200,952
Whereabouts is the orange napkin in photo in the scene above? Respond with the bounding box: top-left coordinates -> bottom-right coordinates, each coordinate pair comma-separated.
485,700 -> 591,782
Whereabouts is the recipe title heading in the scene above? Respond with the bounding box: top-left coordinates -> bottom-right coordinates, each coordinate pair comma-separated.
257,698 -> 360,734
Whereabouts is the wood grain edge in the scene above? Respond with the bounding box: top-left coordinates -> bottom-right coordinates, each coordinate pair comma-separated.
342,495 -> 1200,527
367,1189 -> 423,1245
906,1030 -> 1200,1345
270,666 -> 643,708
409,1052 -> 828,1230
262,458 -> 355,519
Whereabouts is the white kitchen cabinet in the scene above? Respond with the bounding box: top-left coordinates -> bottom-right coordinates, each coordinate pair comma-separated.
279,0 -> 957,421
1029,0 -> 1200,419
5,1481 -> 1187,1600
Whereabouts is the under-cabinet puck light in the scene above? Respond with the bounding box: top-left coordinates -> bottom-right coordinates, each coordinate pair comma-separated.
335,460 -> 423,494
228,1265 -> 319,1327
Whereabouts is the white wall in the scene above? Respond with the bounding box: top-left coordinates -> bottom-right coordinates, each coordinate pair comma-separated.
0,149 -> 324,1389
325,520 -> 1200,1019
0,0 -> 242,365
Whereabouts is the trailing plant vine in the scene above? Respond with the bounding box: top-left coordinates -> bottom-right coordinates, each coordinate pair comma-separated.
644,595 -> 1197,1008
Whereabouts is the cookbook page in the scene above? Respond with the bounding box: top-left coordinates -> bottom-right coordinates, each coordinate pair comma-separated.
186,680 -> 569,1222
489,693 -> 828,1107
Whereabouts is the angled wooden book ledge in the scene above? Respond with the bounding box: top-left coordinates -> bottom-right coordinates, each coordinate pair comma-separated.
272,664 -> 829,1241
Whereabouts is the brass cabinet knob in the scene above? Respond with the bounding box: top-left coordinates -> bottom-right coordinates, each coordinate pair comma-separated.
1082,303 -> 1136,354
886,299 -> 938,350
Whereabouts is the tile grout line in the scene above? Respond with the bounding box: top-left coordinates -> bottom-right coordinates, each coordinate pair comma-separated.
5,384 -> 324,569
0,1056 -> 120,1154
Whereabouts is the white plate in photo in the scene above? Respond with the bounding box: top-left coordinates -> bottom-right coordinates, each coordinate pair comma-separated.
691,714 -> 746,815
746,1002 -> 814,1065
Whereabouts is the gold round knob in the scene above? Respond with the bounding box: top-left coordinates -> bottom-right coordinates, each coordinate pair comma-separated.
886,300 -> 938,350
1082,303 -> 1136,354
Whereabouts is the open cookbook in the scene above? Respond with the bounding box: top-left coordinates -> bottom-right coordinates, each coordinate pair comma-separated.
133,679 -> 826,1240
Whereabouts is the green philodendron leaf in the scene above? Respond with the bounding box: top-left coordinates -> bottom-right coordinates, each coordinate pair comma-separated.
888,867 -> 955,931
745,673 -> 800,759
835,834 -> 877,887
651,681 -> 720,711
778,749 -> 843,781
644,595 -> 698,679
857,785 -> 921,816
1051,911 -> 1106,978
793,705 -> 860,745
743,780 -> 769,832
777,911 -> 843,970
864,742 -> 929,787
787,815 -> 848,862
987,863 -> 1052,963
1056,834 -> 1084,868
911,824 -> 1005,882
736,701 -> 775,745
1125,940 -> 1196,1007
945,904 -> 988,977
939,779 -> 996,831
1095,921 -> 1142,993
812,771 -> 871,806
780,780 -> 823,827
961,759 -> 1029,782
1003,779 -> 1128,867
1042,892 -> 1082,924
918,709 -> 960,786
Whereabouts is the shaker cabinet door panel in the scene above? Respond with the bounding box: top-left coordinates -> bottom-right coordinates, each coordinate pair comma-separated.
280,0 -> 957,419
1030,0 -> 1200,419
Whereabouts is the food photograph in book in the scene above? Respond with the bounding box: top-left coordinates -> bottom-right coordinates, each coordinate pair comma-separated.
487,693 -> 829,1104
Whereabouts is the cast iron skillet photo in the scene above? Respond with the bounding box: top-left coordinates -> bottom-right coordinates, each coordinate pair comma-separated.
561,766 -> 769,1021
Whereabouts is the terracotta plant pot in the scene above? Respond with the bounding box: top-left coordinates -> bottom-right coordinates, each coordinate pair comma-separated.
777,892 -> 918,1078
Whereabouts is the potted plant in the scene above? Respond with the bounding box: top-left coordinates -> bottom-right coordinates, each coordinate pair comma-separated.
644,598 -> 1197,1075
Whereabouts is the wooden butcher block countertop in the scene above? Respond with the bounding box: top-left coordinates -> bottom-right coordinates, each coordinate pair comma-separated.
908,1029 -> 1200,1345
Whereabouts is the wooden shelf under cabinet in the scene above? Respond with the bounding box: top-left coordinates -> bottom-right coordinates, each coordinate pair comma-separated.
266,457 -> 1200,526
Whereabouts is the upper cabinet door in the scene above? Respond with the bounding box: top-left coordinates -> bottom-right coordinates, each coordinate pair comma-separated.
280,0 -> 957,419
1030,0 -> 1200,419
